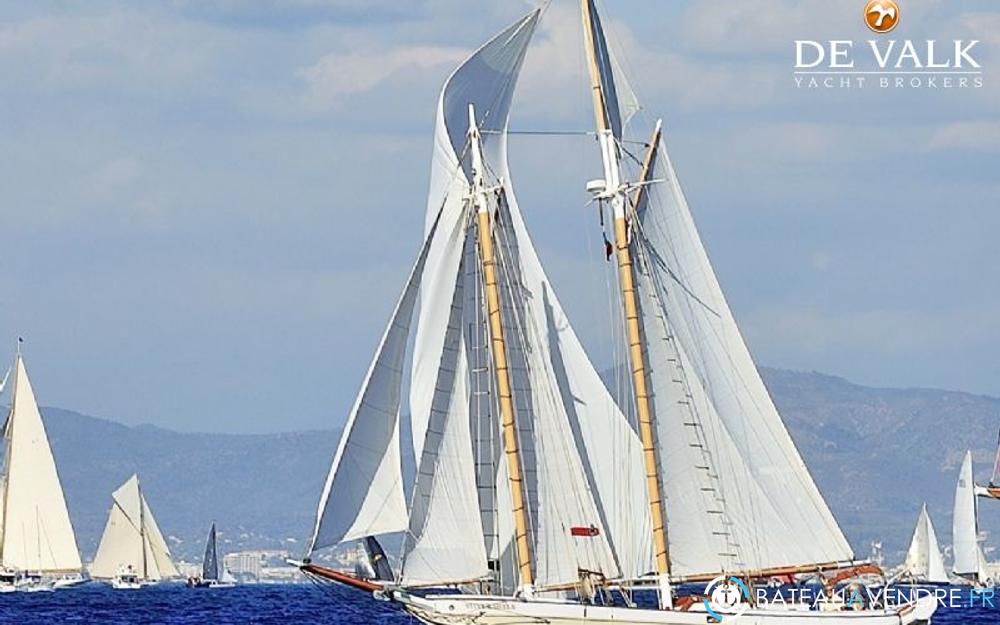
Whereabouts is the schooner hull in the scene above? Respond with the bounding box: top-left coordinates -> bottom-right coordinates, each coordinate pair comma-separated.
398,594 -> 933,625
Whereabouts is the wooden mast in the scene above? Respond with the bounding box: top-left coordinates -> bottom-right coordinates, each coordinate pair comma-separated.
467,104 -> 534,589
580,0 -> 671,586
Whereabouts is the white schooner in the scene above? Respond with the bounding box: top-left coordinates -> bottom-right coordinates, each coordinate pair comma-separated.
0,346 -> 84,591
296,3 -> 935,623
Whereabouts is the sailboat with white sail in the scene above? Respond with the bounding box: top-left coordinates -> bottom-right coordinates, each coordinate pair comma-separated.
953,451 -> 997,590
0,345 -> 84,592
90,474 -> 179,589
294,3 -> 934,623
898,504 -> 947,585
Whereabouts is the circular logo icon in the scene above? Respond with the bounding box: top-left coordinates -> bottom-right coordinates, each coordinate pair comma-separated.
703,576 -> 750,621
864,0 -> 900,33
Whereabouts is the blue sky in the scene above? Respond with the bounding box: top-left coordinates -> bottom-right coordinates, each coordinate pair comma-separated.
1,0 -> 997,433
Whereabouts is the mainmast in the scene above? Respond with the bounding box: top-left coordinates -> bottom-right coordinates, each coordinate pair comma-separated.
467,104 -> 534,590
580,0 -> 671,598
138,479 -> 148,580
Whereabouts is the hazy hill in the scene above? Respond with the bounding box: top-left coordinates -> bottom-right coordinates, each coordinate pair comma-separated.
30,367 -> 1000,565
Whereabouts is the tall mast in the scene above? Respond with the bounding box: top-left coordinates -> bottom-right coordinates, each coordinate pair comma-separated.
467,104 -> 534,589
580,0 -> 671,591
138,478 -> 148,580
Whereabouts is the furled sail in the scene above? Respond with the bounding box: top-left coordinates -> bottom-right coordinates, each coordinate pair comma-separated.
582,0 -> 853,578
91,474 -> 178,581
307,211 -> 445,553
953,451 -> 986,582
407,8 -> 651,588
902,504 -> 947,583
203,523 -> 219,581
0,354 -> 82,573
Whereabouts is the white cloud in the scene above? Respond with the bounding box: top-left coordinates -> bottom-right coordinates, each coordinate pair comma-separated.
927,122 -> 1000,152
296,45 -> 465,111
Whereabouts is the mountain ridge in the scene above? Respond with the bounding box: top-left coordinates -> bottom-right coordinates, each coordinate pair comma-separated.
26,366 -> 1000,566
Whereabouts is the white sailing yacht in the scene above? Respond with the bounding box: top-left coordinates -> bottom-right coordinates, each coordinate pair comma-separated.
899,504 -> 947,585
953,451 -> 996,589
0,347 -> 84,591
295,3 -> 934,623
90,474 -> 179,589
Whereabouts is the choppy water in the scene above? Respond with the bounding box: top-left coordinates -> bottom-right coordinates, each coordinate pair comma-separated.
0,583 -> 996,624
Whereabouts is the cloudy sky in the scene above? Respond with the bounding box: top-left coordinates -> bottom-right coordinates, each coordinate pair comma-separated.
1,0 -> 997,433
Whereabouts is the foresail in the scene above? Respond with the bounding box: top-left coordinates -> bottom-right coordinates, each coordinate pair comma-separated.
410,7 -> 650,586
954,451 -> 981,578
0,356 -> 81,573
402,232 -> 489,586
308,211 -> 444,553
141,495 -> 178,579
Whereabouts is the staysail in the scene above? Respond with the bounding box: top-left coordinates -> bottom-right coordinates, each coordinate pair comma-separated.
581,0 -> 854,578
90,474 -> 178,581
203,523 -> 219,581
307,206 -> 446,553
953,450 -> 987,582
0,354 -> 82,573
902,504 -> 947,583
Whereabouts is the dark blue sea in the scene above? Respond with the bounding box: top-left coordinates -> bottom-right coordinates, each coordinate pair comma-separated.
0,584 -> 997,624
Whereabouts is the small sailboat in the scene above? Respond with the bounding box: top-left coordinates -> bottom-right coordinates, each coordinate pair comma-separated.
90,474 -> 179,589
293,3 -> 934,624
0,345 -> 85,591
188,522 -> 235,588
981,429 -> 1000,500
953,451 -> 997,590
898,504 -> 948,585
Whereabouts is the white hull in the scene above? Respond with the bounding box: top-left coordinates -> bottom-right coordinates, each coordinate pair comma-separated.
395,594 -> 934,625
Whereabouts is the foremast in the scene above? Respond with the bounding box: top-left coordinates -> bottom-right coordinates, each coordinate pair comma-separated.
467,104 -> 534,590
580,0 -> 671,605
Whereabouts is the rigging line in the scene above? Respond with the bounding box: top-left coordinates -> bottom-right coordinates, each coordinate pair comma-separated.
487,129 -> 595,137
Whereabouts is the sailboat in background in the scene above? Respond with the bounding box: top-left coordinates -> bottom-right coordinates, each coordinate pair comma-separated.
189,522 -> 235,588
90,474 -> 178,589
953,451 -> 997,590
981,429 -> 1000,500
898,504 -> 948,585
0,345 -> 84,592
293,2 -> 934,623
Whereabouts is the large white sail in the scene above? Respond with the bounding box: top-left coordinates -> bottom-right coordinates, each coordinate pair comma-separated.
90,474 -> 178,581
0,354 -> 82,573
581,0 -> 853,577
408,8 -> 650,587
902,504 -> 947,583
308,211 -> 446,553
953,450 -> 985,581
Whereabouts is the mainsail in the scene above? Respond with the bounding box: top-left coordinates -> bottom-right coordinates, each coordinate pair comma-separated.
581,0 -> 854,578
0,354 -> 82,574
203,523 -> 219,581
953,450 -> 987,582
91,474 -> 178,581
901,504 -> 947,583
